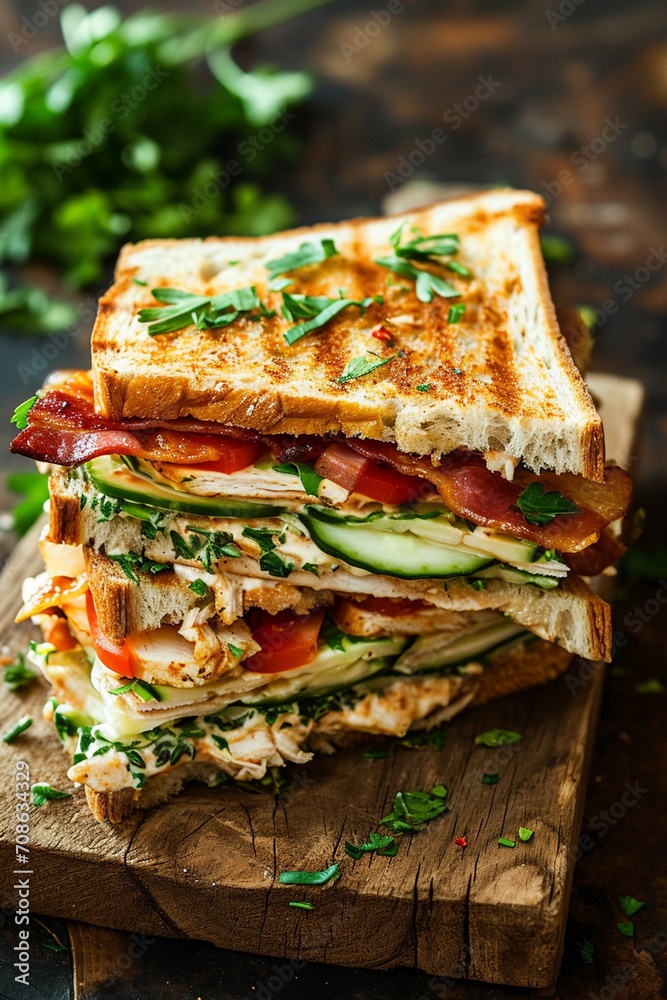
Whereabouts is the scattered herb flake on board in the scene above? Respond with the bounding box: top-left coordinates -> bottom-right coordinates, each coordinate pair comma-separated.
2,715 -> 33,743
518,827 -> 534,841
345,833 -> 396,860
31,783 -> 71,807
339,353 -> 396,384
3,653 -> 37,691
380,784 -> 448,835
482,773 -> 499,784
515,482 -> 578,526
635,678 -> 665,694
265,239 -> 338,279
364,746 -> 389,759
279,864 -> 340,886
289,901 -> 314,911
399,728 -> 446,750
620,896 -> 645,917
498,837 -> 515,848
474,729 -> 523,748
580,940 -> 594,964
617,921 -> 634,937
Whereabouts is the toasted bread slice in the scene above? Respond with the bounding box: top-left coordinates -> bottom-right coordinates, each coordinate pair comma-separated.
92,189 -> 603,479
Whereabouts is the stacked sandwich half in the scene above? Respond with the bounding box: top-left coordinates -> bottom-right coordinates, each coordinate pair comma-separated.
11,189 -> 631,822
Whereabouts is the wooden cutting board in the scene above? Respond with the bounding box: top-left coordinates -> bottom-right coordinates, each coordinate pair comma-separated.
0,373 -> 642,989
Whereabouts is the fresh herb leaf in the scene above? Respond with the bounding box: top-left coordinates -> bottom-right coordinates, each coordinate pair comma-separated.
498,837 -> 515,848
339,353 -> 396,384
345,832 -> 396,859
6,471 -> 50,536
580,940 -> 594,964
266,239 -> 338,279
242,526 -> 281,553
288,900 -> 314,910
273,462 -> 323,496
620,896 -> 644,917
109,678 -> 161,703
259,551 -> 294,578
475,729 -> 523,748
132,277 -> 147,286
211,734 -> 230,752
389,225 -> 461,261
3,652 -> 37,691
282,292 -> 375,346
109,550 -> 169,584
31,783 -> 71,807
189,578 -> 210,599
376,225 -> 463,302
41,937 -> 67,952
10,394 -> 38,430
228,644 -> 243,660
518,827 -> 534,841
468,578 -> 485,591
302,562 -> 320,576
364,746 -> 389,759
515,482 -> 578,526
399,728 -> 446,751
2,715 -> 33,743
416,383 -> 431,393
138,286 -> 264,336
617,921 -> 634,937
482,773 -> 499,785
448,303 -> 466,323
279,864 -> 340,886
380,785 -> 448,835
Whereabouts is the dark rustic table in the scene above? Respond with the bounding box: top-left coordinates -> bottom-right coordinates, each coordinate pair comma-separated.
1,0 -> 666,997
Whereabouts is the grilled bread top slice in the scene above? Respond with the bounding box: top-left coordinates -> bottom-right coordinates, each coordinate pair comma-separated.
92,188 -> 604,479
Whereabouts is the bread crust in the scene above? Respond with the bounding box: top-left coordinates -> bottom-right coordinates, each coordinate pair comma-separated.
91,189 -> 604,480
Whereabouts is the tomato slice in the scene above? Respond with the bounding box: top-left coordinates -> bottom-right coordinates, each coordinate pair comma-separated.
315,442 -> 426,505
352,596 -> 429,617
189,436 -> 266,475
85,591 -> 134,676
244,608 -> 325,674
41,614 -> 79,652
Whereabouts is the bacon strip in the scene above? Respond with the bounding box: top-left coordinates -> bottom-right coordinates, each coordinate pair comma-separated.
345,441 -> 632,553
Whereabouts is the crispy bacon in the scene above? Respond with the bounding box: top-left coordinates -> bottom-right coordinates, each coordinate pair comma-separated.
345,441 -> 632,554
564,529 -> 627,575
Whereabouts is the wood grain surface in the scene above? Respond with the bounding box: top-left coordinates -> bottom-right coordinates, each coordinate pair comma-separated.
0,375 -> 642,990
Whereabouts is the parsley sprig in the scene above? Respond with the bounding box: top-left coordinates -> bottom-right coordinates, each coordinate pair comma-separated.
380,784 -> 448,834
138,286 -> 266,336
375,224 -> 466,303
515,482 -> 579,526
31,783 -> 71,807
339,353 -> 396,383
266,239 -> 338,280
281,292 -> 380,346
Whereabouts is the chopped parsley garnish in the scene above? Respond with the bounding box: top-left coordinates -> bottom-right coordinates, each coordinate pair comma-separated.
288,900 -> 314,911
474,729 -> 523,748
416,383 -> 431,393
279,864 -> 340,886
515,482 -> 578,526
399,728 -> 446,751
259,551 -> 294,578
189,578 -> 210,599
11,394 -> 38,431
468,578 -> 485,591
242,525 -> 282,553
518,827 -> 534,841
498,837 -> 515,848
273,462 -> 323,496
2,715 -> 33,743
109,678 -> 161,703
345,832 -> 396,860
281,292 -> 378,346
620,895 -> 644,917
109,550 -> 169,584
3,652 -> 37,691
364,746 -> 389,759
448,303 -> 466,323
31,783 -> 71,807
580,940 -> 594,964
175,527 -> 241,571
482,773 -> 499,785
137,285 -> 264,336
211,734 -> 230,752
228,644 -> 243,660
302,562 -> 320,576
617,922 -> 634,937
380,784 -> 448,834
339,353 -> 396,384
265,239 -> 338,280
375,224 -> 463,303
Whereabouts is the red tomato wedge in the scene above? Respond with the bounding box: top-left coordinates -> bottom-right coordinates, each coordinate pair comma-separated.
244,608 -> 325,674
352,596 -> 430,617
41,614 -> 79,652
314,442 -> 427,505
85,591 -> 134,676
188,436 -> 266,475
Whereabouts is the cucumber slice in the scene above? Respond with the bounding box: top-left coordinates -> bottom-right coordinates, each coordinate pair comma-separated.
300,506 -> 493,579
241,653 -> 399,707
86,455 -> 283,520
392,620 -> 529,675
476,565 -> 559,589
